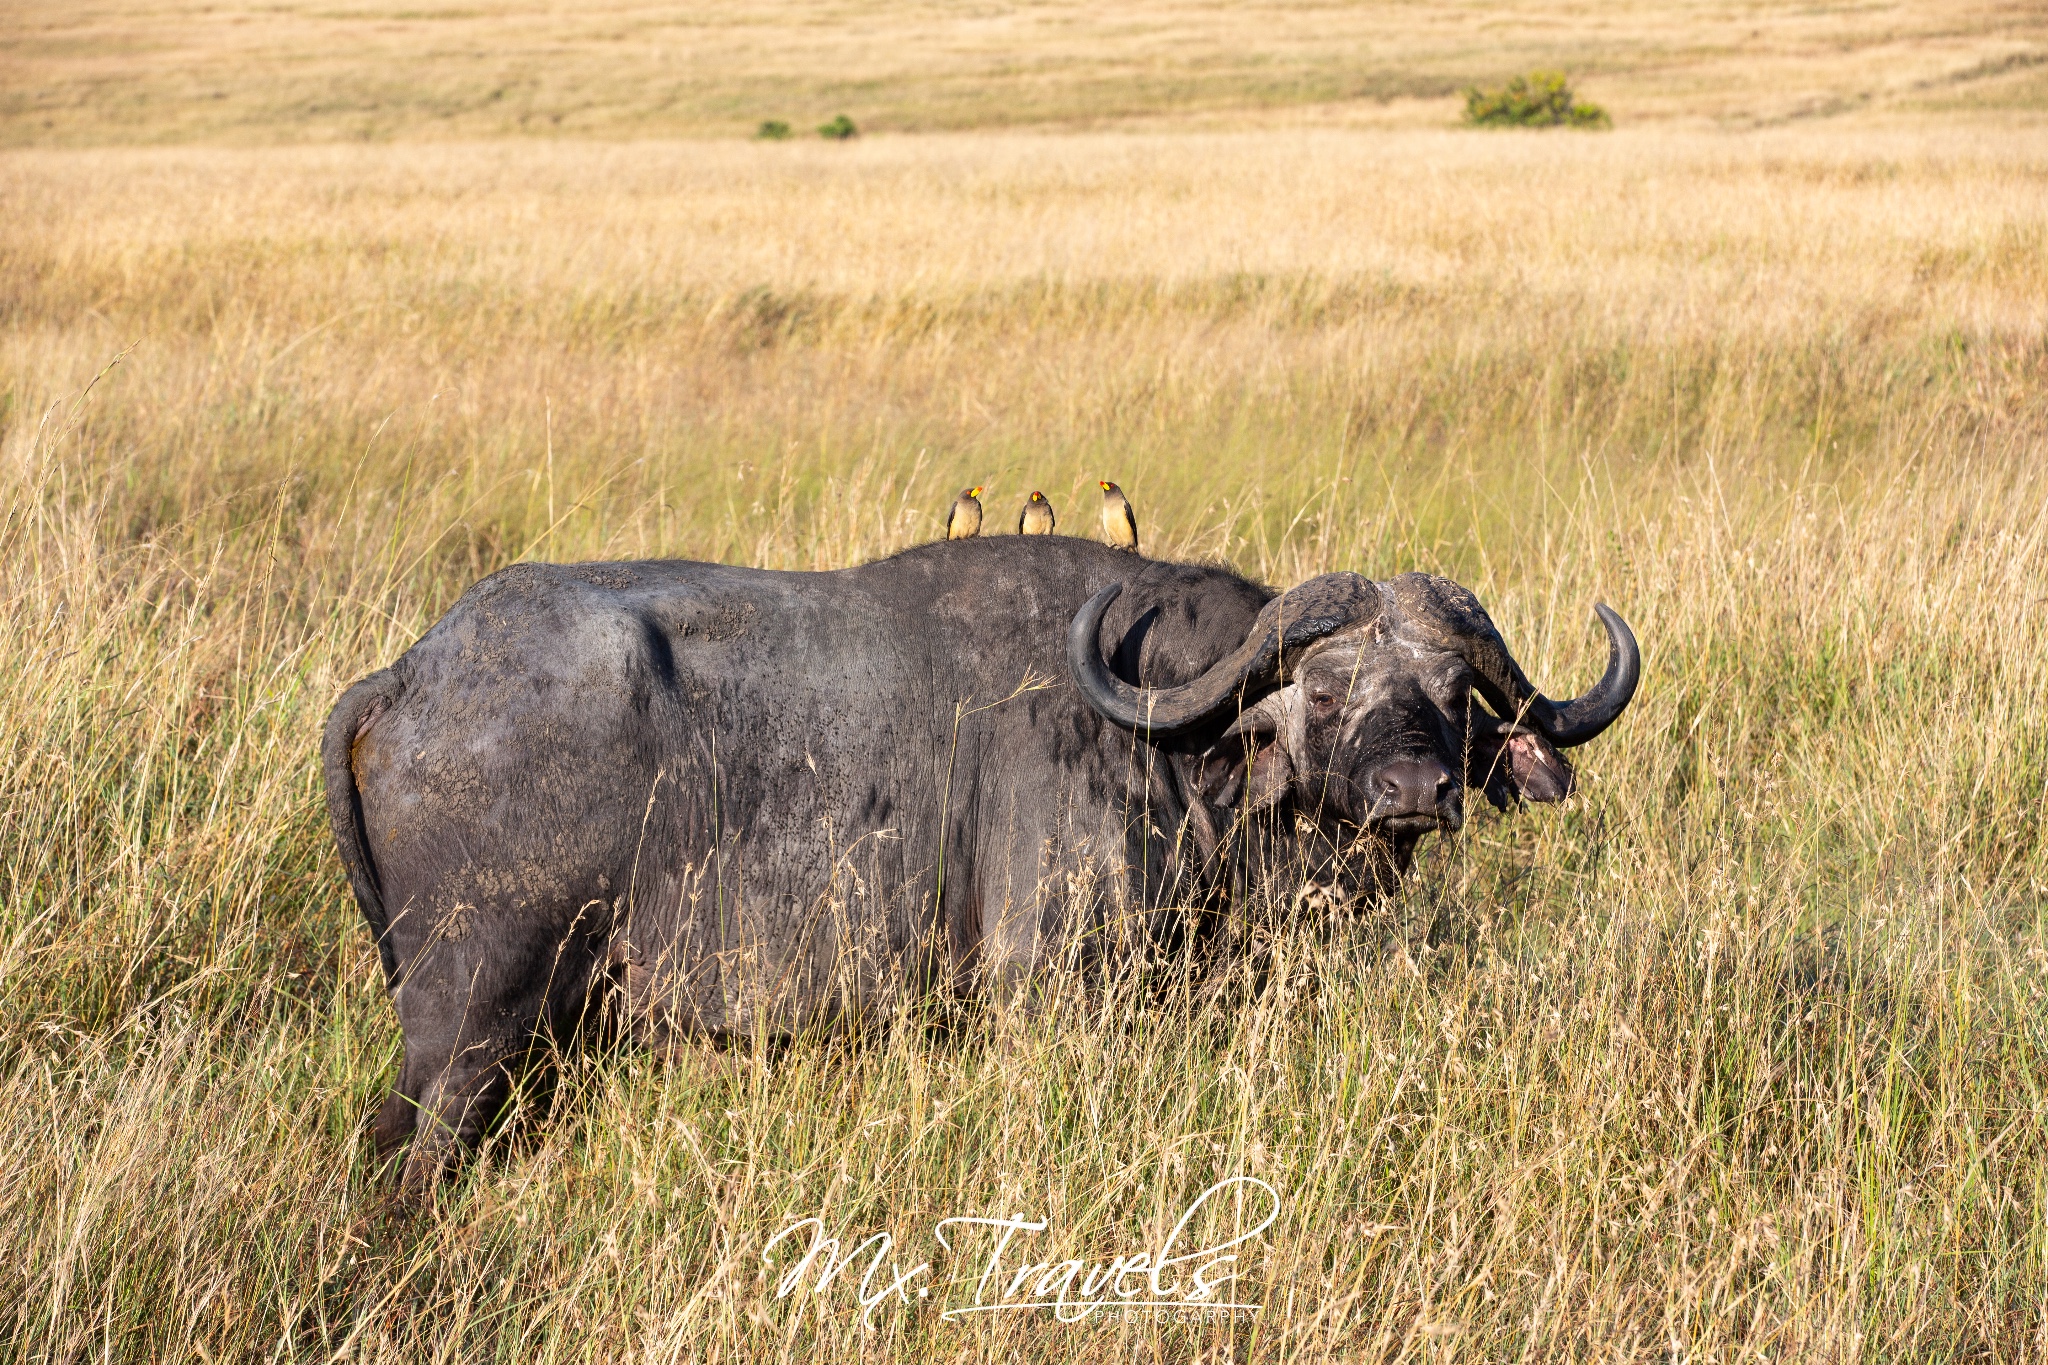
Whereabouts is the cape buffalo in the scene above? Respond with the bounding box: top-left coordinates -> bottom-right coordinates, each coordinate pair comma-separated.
323,536 -> 1637,1188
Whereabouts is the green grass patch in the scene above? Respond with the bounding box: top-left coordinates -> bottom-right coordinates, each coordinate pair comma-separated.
1464,71 -> 1611,128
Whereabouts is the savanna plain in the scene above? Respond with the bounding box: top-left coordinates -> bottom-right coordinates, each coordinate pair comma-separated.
5,1 -> 2048,1360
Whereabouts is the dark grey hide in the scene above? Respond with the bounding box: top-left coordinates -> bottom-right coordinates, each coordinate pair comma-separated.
323,536 -> 1637,1187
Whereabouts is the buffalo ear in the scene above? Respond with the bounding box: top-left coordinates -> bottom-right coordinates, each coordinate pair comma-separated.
1507,732 -> 1573,802
1466,723 -> 1514,810
1199,687 -> 1299,810
1197,748 -> 1248,808
1240,741 -> 1295,812
1468,724 -> 1574,808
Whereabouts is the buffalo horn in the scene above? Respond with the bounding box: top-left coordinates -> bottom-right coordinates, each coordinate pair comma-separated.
1389,573 -> 1638,748
1067,574 -> 1381,737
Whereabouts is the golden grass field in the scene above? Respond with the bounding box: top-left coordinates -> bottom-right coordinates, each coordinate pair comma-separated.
5,1 -> 2048,1360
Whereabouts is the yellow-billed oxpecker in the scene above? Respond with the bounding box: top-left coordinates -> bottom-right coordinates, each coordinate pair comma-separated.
947,487 -> 984,540
1019,491 -> 1055,535
1099,481 -> 1138,552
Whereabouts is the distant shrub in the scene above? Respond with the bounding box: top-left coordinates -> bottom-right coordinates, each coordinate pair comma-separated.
756,120 -> 793,140
1463,72 -> 1610,128
817,114 -> 859,140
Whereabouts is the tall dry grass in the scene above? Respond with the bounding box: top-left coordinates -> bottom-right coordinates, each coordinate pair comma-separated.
3,0 -> 2040,144
3,118 -> 2048,1360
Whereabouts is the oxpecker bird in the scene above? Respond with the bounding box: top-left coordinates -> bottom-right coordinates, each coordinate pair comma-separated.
1019,491 -> 1055,535
947,487 -> 984,540
1099,481 -> 1138,552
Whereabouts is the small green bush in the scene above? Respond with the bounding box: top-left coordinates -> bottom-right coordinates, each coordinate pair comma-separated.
1463,71 -> 1610,128
755,120 -> 793,140
817,114 -> 859,140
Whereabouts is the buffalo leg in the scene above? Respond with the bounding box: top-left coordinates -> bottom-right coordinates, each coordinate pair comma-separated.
396,1036 -> 523,1195
371,1086 -> 416,1166
385,950 -> 556,1194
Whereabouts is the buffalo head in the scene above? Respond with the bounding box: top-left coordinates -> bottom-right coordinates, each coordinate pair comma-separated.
1067,571 -> 1638,885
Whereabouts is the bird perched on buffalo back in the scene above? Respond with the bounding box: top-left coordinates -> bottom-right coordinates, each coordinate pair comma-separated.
947,487 -> 984,540
1099,481 -> 1138,553
1019,491 -> 1055,535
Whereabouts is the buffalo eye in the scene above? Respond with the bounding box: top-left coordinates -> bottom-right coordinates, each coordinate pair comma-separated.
1309,689 -> 1339,714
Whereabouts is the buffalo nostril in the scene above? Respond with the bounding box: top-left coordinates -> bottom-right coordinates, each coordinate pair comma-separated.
1371,758 -> 1455,820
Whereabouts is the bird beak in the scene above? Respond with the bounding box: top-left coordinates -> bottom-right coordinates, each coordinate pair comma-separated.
969,487 -> 982,497
1099,482 -> 1111,491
